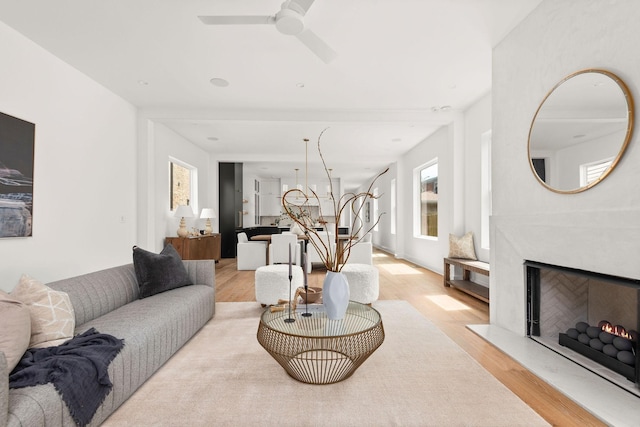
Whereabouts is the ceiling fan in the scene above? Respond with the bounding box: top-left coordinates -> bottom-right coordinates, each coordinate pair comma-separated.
198,0 -> 337,64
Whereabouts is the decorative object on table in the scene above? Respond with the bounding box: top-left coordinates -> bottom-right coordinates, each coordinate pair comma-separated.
269,288 -> 302,313
281,129 -> 388,319
301,252 -> 313,317
299,286 -> 322,304
199,208 -> 216,235
0,112 -> 35,238
285,243 -> 295,323
289,222 -> 304,235
174,205 -> 194,238
323,271 -> 350,319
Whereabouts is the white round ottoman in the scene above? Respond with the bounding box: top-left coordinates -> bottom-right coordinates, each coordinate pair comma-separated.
255,265 -> 304,306
341,263 -> 379,304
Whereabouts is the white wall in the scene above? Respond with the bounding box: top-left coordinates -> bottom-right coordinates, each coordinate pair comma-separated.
136,116 -> 215,252
398,125 -> 456,273
352,163 -> 397,254
491,0 -> 640,334
370,162 -> 397,254
152,123 -> 212,250
0,21 -> 137,291
463,93 -> 491,263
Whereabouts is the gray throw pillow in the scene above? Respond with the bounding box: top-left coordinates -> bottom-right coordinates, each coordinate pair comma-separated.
132,244 -> 192,298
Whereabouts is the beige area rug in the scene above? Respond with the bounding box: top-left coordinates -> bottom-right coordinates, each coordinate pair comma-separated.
102,301 -> 550,427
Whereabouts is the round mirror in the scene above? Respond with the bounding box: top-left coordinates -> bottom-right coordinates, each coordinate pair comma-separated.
528,69 -> 634,193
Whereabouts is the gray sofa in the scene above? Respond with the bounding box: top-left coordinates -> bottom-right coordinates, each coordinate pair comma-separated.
0,259 -> 215,426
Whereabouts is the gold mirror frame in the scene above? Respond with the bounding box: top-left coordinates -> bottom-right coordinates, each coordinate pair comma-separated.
528,69 -> 634,194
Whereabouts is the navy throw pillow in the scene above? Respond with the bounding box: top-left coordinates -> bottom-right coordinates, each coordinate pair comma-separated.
132,244 -> 192,298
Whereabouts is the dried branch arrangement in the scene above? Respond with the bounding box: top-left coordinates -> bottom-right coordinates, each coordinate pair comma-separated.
282,128 -> 388,272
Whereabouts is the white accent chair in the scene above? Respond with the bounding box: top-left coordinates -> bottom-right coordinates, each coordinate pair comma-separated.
236,232 -> 267,270
268,233 -> 301,266
343,233 -> 373,265
341,263 -> 379,304
255,264 -> 304,306
305,232 -> 335,273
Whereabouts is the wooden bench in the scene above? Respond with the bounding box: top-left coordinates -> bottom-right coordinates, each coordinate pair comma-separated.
443,257 -> 490,303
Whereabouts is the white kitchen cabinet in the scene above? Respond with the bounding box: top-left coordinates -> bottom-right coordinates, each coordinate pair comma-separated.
259,179 -> 282,216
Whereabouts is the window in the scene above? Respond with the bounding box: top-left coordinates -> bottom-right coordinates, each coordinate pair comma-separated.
580,157 -> 613,187
480,131 -> 492,249
170,159 -> 197,211
390,179 -> 396,235
416,159 -> 438,238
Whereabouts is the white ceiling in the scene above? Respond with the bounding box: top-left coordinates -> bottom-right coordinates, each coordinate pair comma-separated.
0,0 -> 542,189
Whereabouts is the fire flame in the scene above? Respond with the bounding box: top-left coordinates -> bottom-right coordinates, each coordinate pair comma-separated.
601,322 -> 633,340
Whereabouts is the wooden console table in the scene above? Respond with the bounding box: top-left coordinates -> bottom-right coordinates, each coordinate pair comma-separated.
443,257 -> 490,303
165,234 -> 221,262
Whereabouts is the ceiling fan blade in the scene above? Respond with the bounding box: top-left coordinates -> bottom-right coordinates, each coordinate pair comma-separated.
296,28 -> 337,64
198,16 -> 274,25
289,0 -> 316,15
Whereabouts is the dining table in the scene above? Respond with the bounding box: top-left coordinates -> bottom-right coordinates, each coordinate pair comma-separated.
250,233 -> 352,265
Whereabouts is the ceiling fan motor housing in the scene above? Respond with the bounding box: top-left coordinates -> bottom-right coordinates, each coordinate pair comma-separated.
275,8 -> 304,35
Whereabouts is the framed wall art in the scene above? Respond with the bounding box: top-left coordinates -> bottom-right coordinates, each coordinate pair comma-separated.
0,111 -> 35,238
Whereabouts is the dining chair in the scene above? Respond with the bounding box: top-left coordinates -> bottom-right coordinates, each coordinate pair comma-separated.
268,233 -> 301,266
306,232 -> 334,273
236,232 -> 267,270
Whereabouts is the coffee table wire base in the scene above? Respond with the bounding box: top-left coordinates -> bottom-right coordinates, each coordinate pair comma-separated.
257,303 -> 385,384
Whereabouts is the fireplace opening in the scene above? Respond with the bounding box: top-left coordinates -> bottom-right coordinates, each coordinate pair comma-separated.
526,260 -> 640,395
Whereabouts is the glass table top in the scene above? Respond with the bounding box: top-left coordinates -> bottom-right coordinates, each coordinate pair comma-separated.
259,301 -> 382,337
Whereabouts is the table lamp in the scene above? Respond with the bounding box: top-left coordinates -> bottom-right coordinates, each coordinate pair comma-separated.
175,205 -> 194,237
200,208 -> 216,235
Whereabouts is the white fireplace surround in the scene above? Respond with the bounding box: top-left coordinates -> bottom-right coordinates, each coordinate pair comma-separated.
476,1 -> 640,425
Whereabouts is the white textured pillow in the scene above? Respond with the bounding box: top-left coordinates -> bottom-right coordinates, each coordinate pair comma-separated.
11,274 -> 75,348
448,232 -> 477,260
0,290 -> 31,371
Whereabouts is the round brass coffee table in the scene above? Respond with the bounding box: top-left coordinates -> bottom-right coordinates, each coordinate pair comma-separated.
257,302 -> 384,384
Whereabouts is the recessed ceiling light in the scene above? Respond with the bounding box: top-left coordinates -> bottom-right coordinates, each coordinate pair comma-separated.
137,80 -> 149,86
392,138 -> 402,142
210,78 -> 229,87
573,134 -> 586,139
207,137 -> 219,141
296,82 -> 305,88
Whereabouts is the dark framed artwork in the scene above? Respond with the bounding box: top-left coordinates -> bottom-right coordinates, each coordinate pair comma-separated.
0,111 -> 35,237
364,201 -> 370,223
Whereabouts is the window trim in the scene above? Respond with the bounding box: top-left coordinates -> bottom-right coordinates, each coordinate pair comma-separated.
414,158 -> 438,240
169,157 -> 198,213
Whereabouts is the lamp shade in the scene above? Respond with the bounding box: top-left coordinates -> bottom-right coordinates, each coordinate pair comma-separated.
200,208 -> 216,219
175,205 -> 194,218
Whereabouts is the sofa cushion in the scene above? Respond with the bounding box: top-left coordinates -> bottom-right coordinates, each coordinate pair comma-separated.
0,291 -> 31,372
133,244 -> 192,298
11,275 -> 75,349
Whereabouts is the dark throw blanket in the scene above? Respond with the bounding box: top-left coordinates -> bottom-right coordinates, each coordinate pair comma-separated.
9,328 -> 125,426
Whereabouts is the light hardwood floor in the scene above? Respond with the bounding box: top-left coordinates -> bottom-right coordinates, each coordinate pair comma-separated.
214,250 -> 606,427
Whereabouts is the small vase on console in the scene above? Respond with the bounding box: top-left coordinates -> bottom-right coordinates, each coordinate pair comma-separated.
323,271 -> 350,320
